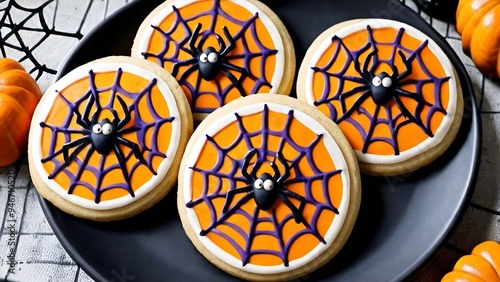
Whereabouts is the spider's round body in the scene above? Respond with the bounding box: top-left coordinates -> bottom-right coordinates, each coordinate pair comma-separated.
370,72 -> 395,105
91,118 -> 116,154
199,47 -> 221,81
253,172 -> 278,211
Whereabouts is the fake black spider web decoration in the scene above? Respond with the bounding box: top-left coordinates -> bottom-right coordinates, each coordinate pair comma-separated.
40,69 -> 174,203
311,26 -> 449,155
0,0 -> 88,80
142,0 -> 278,113
186,105 -> 343,266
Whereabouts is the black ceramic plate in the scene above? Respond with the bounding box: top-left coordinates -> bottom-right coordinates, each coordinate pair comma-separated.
39,0 -> 481,281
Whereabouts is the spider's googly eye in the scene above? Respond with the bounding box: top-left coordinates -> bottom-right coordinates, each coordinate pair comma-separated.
208,52 -> 218,63
102,123 -> 114,135
92,124 -> 102,134
200,53 -> 208,63
372,76 -> 382,87
263,179 -> 274,191
382,77 -> 393,88
254,179 -> 264,189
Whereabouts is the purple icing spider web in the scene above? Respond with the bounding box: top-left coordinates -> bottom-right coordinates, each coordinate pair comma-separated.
311,26 -> 449,155
141,0 -> 278,113
40,69 -> 174,203
187,105 -> 343,266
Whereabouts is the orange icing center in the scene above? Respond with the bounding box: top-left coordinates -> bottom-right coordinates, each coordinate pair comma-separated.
144,0 -> 277,109
40,71 -> 173,202
312,27 -> 450,155
189,109 -> 344,266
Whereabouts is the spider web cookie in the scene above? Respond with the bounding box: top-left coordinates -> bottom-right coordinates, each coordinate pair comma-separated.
178,94 -> 361,281
28,56 -> 192,221
297,19 -> 464,176
132,0 -> 295,121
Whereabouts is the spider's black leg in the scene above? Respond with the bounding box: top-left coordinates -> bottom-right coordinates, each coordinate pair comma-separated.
220,26 -> 234,56
279,185 -> 333,244
189,23 -> 202,54
241,148 -> 257,181
364,51 -> 378,79
215,33 -> 227,55
392,95 -> 433,136
276,152 -> 290,183
278,192 -> 306,223
74,94 -> 94,128
362,105 -> 381,154
353,50 -> 375,81
270,161 -> 281,180
179,46 -> 197,57
222,61 -> 248,77
194,71 -> 203,98
394,88 -> 433,107
389,59 -> 400,79
172,58 -> 199,78
362,51 -> 374,74
336,84 -> 370,111
90,107 -> 99,125
337,90 -> 371,123
222,185 -> 252,213
171,22 -> 203,78
113,143 -> 135,197
178,62 -> 200,83
352,55 -> 366,81
86,94 -> 102,125
115,95 -> 131,130
116,136 -> 154,174
40,132 -> 88,162
221,66 -> 247,97
317,84 -> 369,108
45,139 -> 91,180
62,136 -> 92,165
396,50 -> 412,81
200,192 -> 254,236
116,137 -> 143,161
392,94 -> 413,120
110,102 -> 121,130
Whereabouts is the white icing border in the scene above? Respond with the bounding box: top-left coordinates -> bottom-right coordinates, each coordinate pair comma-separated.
182,102 -> 351,274
303,19 -> 458,165
31,62 -> 182,210
133,0 -> 285,93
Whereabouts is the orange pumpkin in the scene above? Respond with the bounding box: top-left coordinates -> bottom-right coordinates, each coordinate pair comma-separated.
0,58 -> 42,166
456,0 -> 500,78
442,241 -> 500,282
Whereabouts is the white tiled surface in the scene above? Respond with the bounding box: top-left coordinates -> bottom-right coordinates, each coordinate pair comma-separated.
0,0 -> 499,281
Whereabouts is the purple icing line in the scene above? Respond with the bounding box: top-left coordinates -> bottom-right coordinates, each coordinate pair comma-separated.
141,0 -> 278,114
40,68 -> 175,203
186,104 -> 342,267
311,25 -> 450,155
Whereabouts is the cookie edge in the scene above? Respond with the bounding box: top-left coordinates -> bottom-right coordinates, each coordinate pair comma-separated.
28,55 -> 193,222
177,94 -> 361,281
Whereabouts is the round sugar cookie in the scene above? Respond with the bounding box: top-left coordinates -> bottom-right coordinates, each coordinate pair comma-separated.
132,0 -> 295,121
28,56 -> 193,221
177,94 -> 361,281
297,18 -> 464,176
